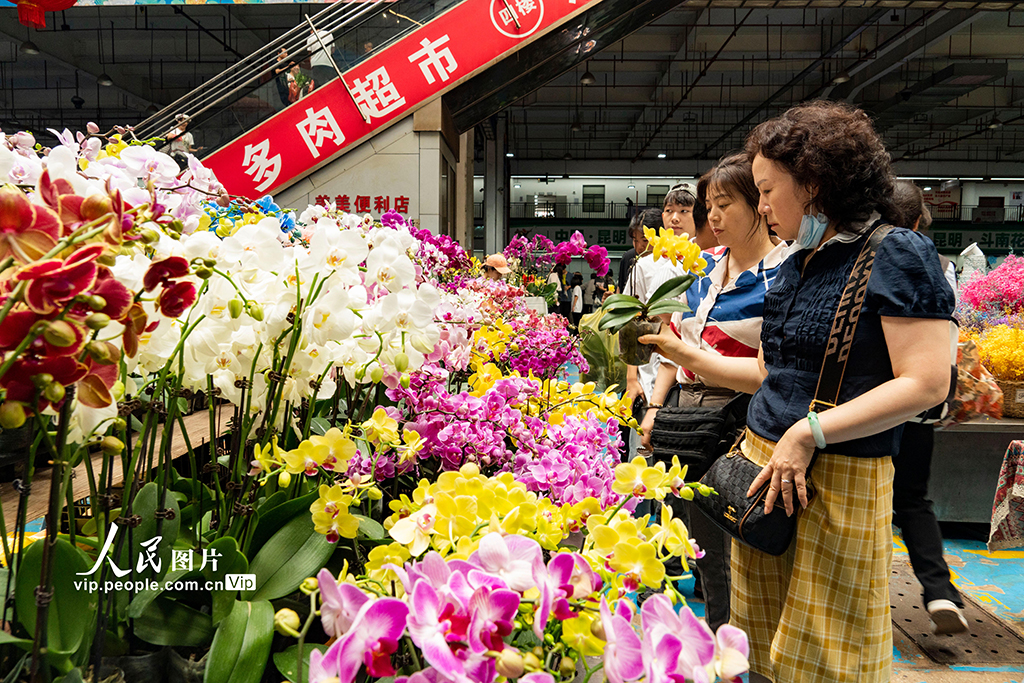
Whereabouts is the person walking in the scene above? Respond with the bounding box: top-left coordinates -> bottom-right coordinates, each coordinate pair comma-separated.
571,273 -> 584,329
641,101 -> 954,683
640,154 -> 787,633
583,273 -> 598,314
887,179 -> 968,635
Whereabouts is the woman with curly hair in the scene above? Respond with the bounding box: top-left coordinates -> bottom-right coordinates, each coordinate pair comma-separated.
641,101 -> 954,682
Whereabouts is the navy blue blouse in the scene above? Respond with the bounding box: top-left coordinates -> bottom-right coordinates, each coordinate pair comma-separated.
746,226 -> 956,458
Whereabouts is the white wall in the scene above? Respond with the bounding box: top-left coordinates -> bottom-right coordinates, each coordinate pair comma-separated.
473,175 -> 700,206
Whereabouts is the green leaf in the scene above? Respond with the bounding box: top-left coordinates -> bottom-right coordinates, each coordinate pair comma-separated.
309,417 -> 331,436
247,490 -> 318,560
274,644 -> 329,683
134,595 -> 214,647
602,301 -> 644,316
646,299 -> 691,317
243,511 -> 334,602
53,669 -> 86,683
598,310 -> 641,332
0,630 -> 33,651
646,274 -> 696,306
117,481 -> 180,584
126,567 -> 192,619
203,600 -> 274,683
15,536 -> 96,656
176,397 -> 189,415
355,514 -> 385,540
202,537 -> 250,625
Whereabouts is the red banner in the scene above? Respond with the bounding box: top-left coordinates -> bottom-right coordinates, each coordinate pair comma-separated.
205,0 -> 596,198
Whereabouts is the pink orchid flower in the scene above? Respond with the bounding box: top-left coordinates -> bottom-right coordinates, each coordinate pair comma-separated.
714,624 -> 750,682
600,598 -> 644,683
310,597 -> 409,683
640,594 -> 716,683
467,586 -> 519,653
317,568 -> 369,638
469,532 -> 542,594
407,579 -> 471,682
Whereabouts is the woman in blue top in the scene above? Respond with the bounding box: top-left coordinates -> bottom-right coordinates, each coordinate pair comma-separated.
642,101 -> 954,683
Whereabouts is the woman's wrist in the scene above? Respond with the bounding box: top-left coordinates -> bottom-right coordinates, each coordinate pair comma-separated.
788,417 -> 818,451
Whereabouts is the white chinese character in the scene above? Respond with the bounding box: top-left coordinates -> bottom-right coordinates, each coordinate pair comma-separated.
514,0 -> 536,15
499,6 -> 517,25
200,546 -> 222,572
77,523 -> 131,578
242,139 -> 282,193
296,106 -> 346,159
171,549 -> 193,572
408,35 -> 458,85
136,536 -> 162,574
351,67 -> 407,119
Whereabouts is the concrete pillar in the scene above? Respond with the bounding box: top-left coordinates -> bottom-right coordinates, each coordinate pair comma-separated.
483,114 -> 508,255
455,129 -> 475,251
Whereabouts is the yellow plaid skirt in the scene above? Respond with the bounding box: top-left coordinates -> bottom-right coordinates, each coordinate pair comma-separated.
730,429 -> 894,683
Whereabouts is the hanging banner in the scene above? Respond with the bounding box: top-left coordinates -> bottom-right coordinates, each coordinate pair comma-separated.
204,0 -> 596,197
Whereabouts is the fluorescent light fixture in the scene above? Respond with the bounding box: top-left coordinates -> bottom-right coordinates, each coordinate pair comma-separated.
923,186 -> 932,191
506,152 -> 514,157
657,153 -> 667,159
627,183 -> 635,189
97,73 -> 113,87
514,183 -> 521,188
20,40 -> 40,55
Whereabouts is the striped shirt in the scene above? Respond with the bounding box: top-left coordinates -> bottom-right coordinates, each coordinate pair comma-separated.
670,242 -> 788,385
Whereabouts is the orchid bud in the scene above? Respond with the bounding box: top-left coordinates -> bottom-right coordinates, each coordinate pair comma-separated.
680,487 -> 695,501
394,352 -> 409,373
43,382 -> 65,404
246,302 -> 264,321
86,313 -> 111,330
81,194 -> 113,220
44,321 -> 78,348
113,417 -> 127,431
228,299 -> 243,319
278,470 -> 292,488
89,295 -> 107,311
273,608 -> 301,637
100,436 -> 125,455
300,577 -> 320,594
217,193 -> 232,207
543,633 -> 555,645
97,252 -> 117,268
112,381 -> 125,401
0,401 -> 27,430
194,266 -> 213,280
522,653 -> 543,673
590,618 -> 607,641
400,374 -> 411,389
86,341 -> 116,364
32,373 -> 54,389
370,365 -> 385,384
531,647 -> 544,659
495,649 -> 525,679
365,486 -> 383,501
697,484 -> 711,497
558,656 -> 577,679
354,367 -> 366,381
203,258 -> 217,268
140,228 -> 161,244
86,122 -> 100,134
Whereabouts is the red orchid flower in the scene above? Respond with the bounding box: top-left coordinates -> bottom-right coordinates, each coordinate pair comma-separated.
0,354 -> 87,408
158,280 -> 197,318
0,310 -> 40,352
143,256 -> 190,292
122,302 -> 149,358
0,185 -> 62,263
16,244 -> 104,314
78,356 -> 119,409
91,271 -> 133,321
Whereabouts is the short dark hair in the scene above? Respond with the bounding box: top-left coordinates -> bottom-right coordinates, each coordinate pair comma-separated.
745,100 -> 894,234
628,208 -> 663,236
571,273 -> 583,286
889,179 -> 932,231
698,153 -> 763,236
663,183 -> 697,209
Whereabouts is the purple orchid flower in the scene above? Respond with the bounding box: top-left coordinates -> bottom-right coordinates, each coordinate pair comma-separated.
467,585 -> 519,653
600,598 -> 644,683
640,594 -> 716,683
407,579 -> 471,681
317,568 -> 369,637
310,598 -> 409,683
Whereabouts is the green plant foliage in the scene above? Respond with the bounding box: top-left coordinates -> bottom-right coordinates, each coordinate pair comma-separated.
242,511 -> 334,602
273,643 -> 329,683
203,600 -> 274,683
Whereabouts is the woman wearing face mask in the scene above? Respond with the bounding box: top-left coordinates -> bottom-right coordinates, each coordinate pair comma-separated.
641,102 -> 954,683
640,154 -> 786,633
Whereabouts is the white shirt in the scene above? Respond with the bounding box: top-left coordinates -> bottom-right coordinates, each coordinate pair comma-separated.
583,279 -> 597,305
167,128 -> 193,155
307,31 -> 335,68
572,285 -> 583,313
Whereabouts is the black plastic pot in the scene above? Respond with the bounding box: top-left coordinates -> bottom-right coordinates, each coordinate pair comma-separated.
618,318 -> 662,366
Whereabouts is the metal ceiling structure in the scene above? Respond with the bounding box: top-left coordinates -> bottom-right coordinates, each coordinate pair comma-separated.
499,6 -> 1024,178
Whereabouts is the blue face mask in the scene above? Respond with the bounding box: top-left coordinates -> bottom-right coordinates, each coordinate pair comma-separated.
796,212 -> 830,250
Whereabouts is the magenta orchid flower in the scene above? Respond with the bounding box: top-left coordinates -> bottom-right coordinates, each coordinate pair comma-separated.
469,532 -> 543,593
600,598 -> 644,683
317,568 -> 369,637
640,594 -> 716,683
467,586 -> 519,653
310,597 -> 409,683
407,579 -> 471,681
714,624 -> 750,682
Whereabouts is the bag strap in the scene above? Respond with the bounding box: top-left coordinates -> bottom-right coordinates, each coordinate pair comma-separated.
810,223 -> 894,412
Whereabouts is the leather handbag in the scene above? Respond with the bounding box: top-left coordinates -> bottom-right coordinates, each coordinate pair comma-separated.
693,224 -> 893,556
649,392 -> 750,478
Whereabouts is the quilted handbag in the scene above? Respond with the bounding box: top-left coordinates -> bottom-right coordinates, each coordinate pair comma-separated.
649,393 -> 750,478
693,224 -> 893,556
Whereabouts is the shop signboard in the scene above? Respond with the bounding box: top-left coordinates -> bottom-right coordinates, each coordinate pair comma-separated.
204,0 -> 597,198
510,225 -> 633,252
927,228 -> 1024,251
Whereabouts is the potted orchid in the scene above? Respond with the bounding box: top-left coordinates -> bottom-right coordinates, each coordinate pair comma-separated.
598,227 -> 706,365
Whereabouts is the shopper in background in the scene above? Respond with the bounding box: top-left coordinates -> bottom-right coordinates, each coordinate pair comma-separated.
571,273 -> 584,329
690,195 -> 721,252
641,154 -> 787,632
548,263 -> 570,318
583,273 -> 598,314
482,253 -> 511,281
887,179 -> 968,635
307,27 -> 336,89
165,114 -> 201,170
641,101 -> 954,683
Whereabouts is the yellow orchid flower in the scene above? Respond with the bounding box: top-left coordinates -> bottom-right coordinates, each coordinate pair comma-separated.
610,541 -> 665,589
310,427 -> 357,468
562,613 -> 606,656
283,439 -> 330,476
310,483 -> 359,542
361,407 -> 400,444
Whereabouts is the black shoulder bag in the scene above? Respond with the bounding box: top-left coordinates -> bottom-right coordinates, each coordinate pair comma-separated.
693,224 -> 893,556
649,391 -> 751,479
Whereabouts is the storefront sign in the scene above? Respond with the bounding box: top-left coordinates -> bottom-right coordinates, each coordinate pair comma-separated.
927,228 -> 1024,251
512,225 -> 632,251
314,194 -> 411,214
204,0 -> 596,198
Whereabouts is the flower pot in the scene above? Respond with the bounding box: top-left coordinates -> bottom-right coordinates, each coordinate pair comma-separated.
996,379 -> 1024,418
0,424 -> 34,482
618,318 -> 662,366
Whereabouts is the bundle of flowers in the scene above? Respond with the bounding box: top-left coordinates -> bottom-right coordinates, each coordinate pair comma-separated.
472,313 -> 587,381
959,254 -> 1024,318
200,193 -> 301,243
969,324 -> 1024,382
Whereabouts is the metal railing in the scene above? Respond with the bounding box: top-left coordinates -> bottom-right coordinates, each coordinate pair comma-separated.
928,204 -> 1024,223
137,0 -> 462,158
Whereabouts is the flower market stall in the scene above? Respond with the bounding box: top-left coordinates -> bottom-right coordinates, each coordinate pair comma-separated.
0,126 -> 748,683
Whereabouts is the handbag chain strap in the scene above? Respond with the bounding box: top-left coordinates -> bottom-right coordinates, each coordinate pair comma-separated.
810,222 -> 893,413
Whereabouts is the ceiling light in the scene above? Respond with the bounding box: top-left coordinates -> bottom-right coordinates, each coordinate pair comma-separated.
71,94 -> 85,109
627,183 -> 635,189
832,71 -> 851,85
20,40 -> 40,55
506,152 -> 514,157
988,116 -> 1002,130
923,186 -> 932,191
580,69 -> 596,86
570,118 -> 581,133
97,73 -> 113,87
514,183 -> 521,188
145,104 -> 159,114
563,152 -> 573,160
899,88 -> 913,102
657,153 -> 667,159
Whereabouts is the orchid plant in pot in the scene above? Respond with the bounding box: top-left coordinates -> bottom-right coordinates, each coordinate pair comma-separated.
598,227 -> 706,366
